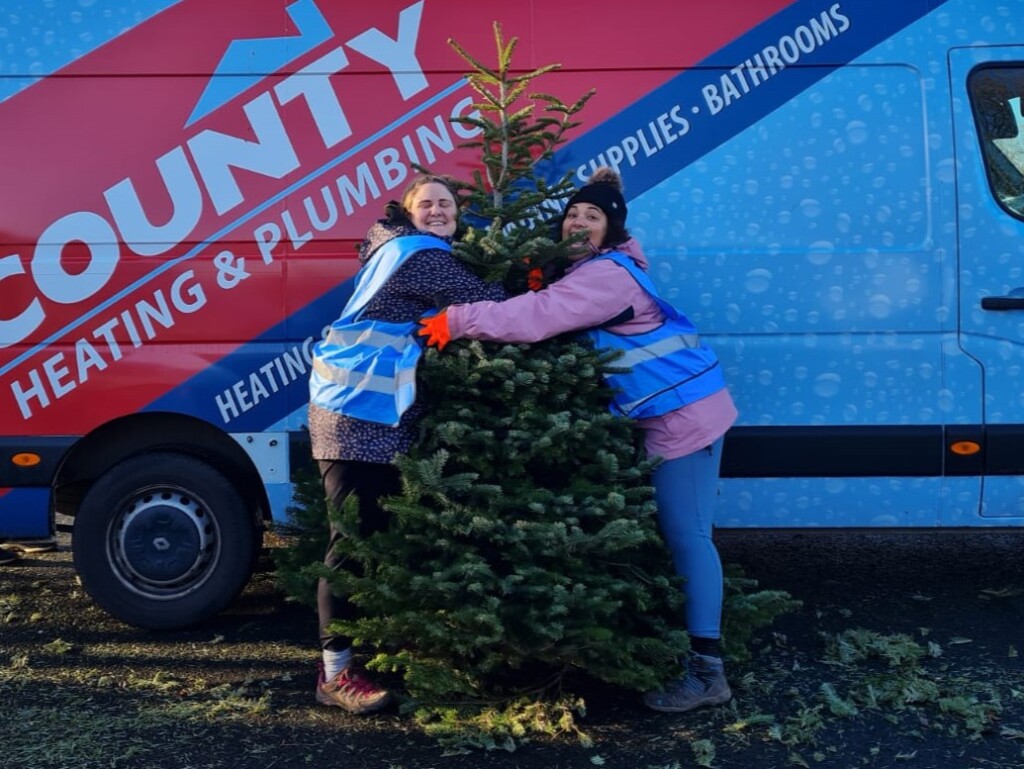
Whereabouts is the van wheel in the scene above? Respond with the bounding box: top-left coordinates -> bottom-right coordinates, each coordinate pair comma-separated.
73,452 -> 256,630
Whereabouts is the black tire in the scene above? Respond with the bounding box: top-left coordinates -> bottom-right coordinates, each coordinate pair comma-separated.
72,452 -> 257,630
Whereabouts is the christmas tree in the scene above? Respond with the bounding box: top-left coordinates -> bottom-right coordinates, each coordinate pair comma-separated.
325,23 -> 684,744
279,23 -> 798,749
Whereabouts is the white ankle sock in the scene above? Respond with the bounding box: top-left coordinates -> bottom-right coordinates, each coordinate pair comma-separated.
323,647 -> 353,680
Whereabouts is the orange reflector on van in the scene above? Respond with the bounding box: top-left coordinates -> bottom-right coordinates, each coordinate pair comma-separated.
949,441 -> 981,456
11,453 -> 41,467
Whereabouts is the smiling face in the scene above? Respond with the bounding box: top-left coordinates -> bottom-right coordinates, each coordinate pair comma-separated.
406,181 -> 458,238
561,202 -> 609,258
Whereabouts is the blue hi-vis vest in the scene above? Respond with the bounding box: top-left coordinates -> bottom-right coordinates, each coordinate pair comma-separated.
586,251 -> 726,420
309,235 -> 447,426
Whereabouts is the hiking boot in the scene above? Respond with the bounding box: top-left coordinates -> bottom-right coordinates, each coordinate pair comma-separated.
0,547 -> 20,564
315,663 -> 391,714
643,654 -> 732,713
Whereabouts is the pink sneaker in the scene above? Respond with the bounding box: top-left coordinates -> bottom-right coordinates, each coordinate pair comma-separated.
315,663 -> 391,714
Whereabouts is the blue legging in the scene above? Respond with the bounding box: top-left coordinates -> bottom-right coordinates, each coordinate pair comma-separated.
651,438 -> 724,639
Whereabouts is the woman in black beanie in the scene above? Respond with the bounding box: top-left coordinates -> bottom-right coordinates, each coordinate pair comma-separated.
421,167 -> 739,713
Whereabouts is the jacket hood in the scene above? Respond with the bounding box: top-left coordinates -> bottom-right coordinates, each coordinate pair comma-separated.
357,219 -> 415,265
568,236 -> 649,274
612,237 -> 649,270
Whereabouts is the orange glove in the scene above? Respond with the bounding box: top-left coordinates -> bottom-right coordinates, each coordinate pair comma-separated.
526,267 -> 544,292
417,310 -> 451,350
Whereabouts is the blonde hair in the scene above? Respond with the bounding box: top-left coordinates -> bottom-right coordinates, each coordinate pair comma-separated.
400,174 -> 459,215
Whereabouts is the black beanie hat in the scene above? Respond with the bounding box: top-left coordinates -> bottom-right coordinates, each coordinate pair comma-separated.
564,167 -> 628,231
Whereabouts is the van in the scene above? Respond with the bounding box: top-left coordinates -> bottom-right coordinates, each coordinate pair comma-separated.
1,0 -> 1020,628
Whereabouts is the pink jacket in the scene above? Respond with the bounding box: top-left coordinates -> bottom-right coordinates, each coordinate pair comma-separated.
449,238 -> 662,341
446,238 -> 737,460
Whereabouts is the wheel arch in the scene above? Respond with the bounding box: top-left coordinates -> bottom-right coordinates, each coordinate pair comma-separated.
54,412 -> 271,531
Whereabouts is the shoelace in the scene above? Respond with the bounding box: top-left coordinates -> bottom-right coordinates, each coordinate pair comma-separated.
675,672 -> 712,696
337,672 -> 382,697
662,664 -> 719,697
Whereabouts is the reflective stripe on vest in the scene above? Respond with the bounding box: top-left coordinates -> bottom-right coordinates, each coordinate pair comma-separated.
614,331 -> 702,369
309,235 -> 449,426
326,322 -> 414,352
585,251 -> 725,420
311,359 -> 418,398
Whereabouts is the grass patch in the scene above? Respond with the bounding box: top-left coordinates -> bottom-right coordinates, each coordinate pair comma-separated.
4,535 -> 1024,769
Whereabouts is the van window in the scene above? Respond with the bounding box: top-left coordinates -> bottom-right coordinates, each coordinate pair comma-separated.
968,65 -> 1024,217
